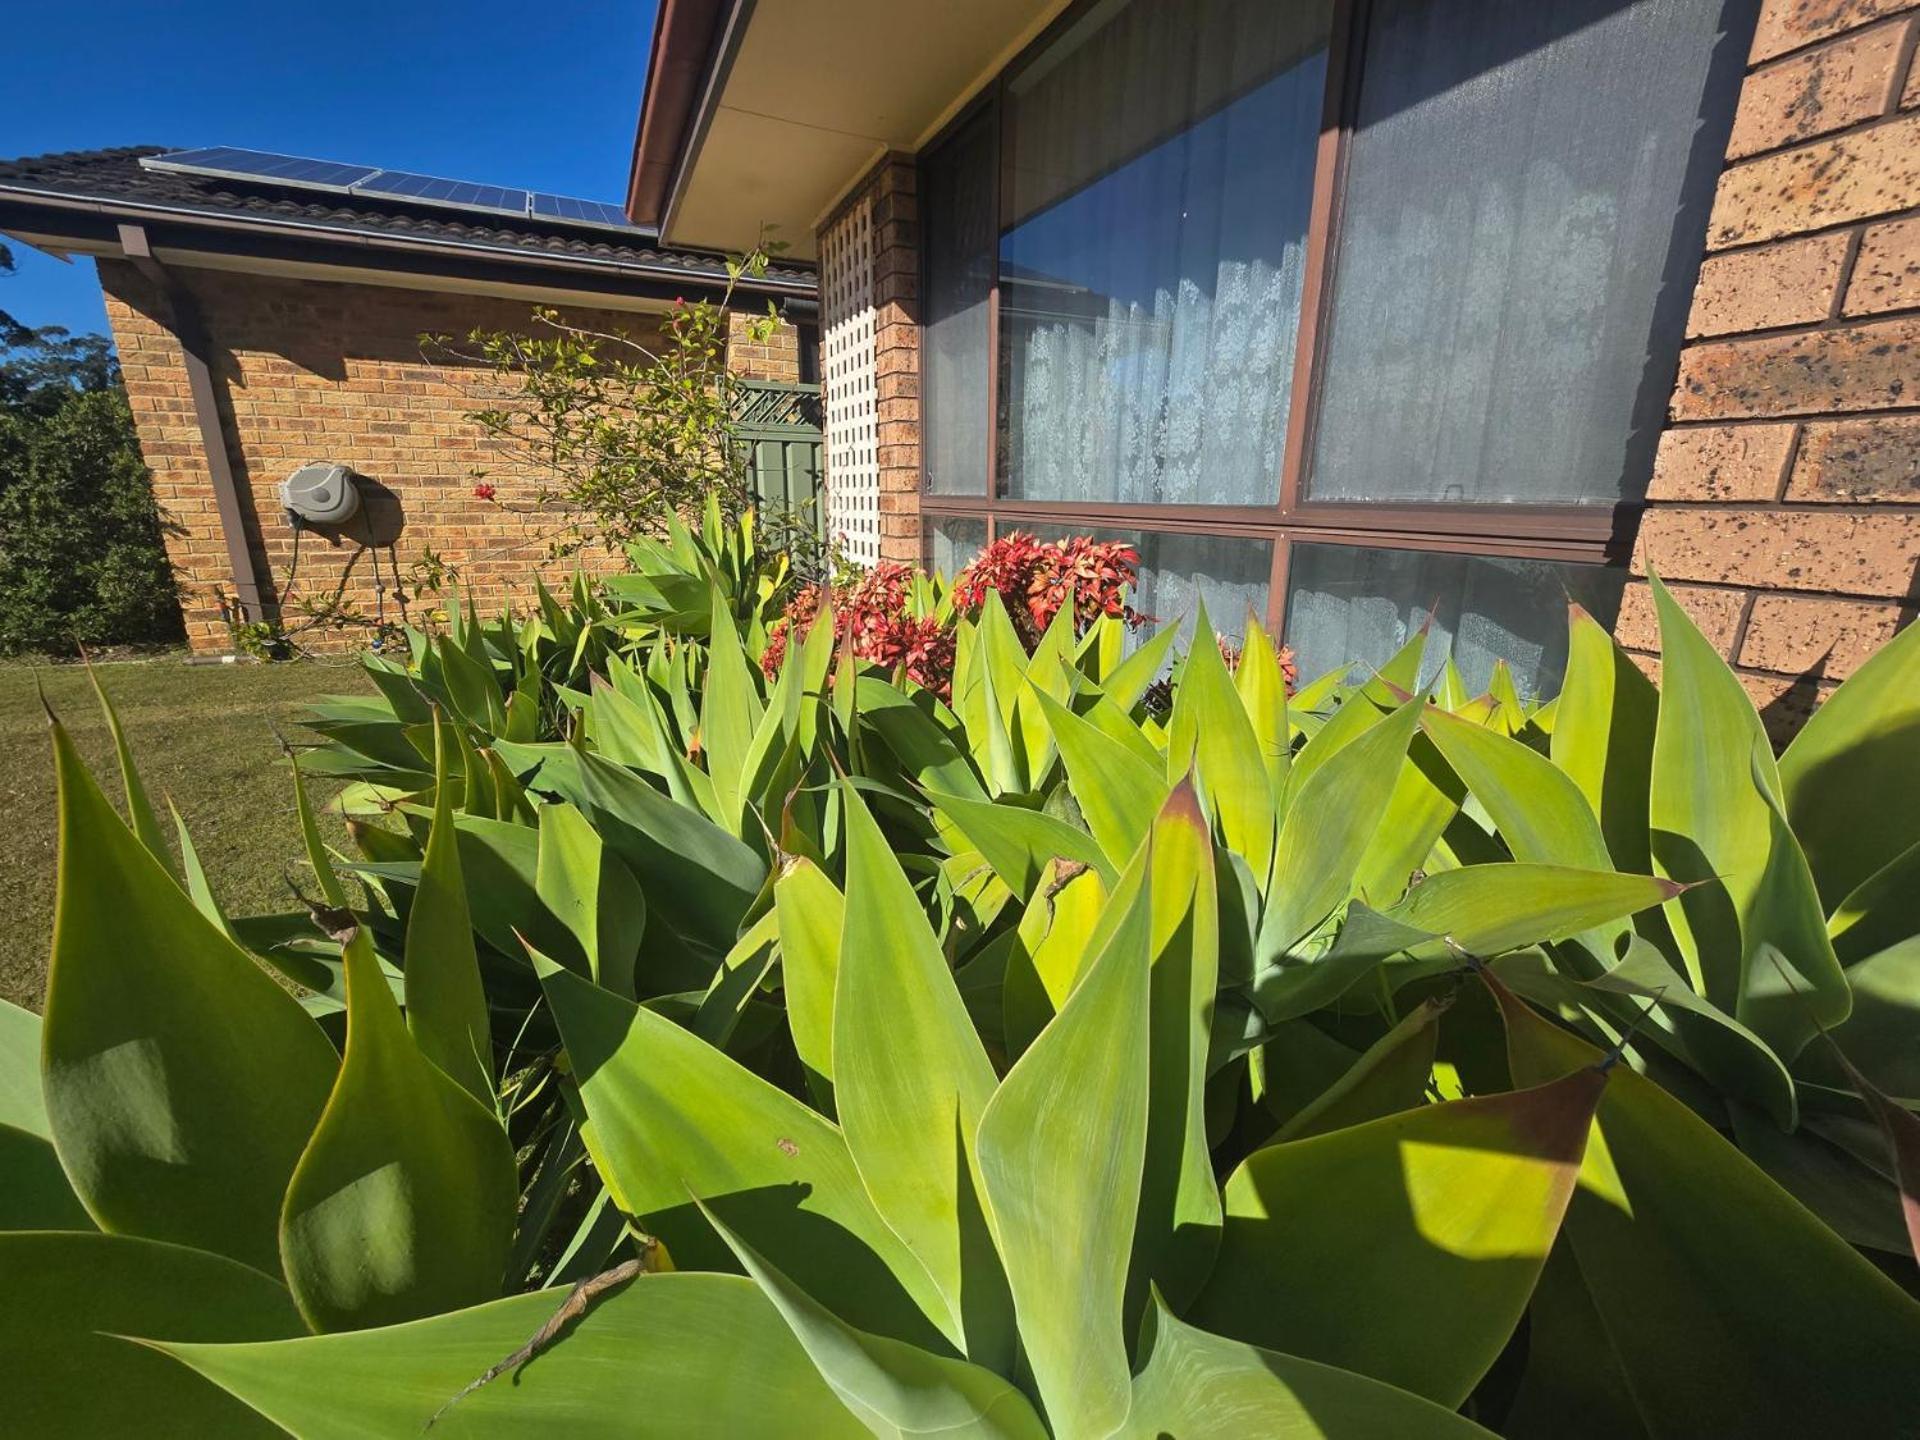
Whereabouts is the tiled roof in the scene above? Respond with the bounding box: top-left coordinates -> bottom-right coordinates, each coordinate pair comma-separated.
0,146 -> 815,293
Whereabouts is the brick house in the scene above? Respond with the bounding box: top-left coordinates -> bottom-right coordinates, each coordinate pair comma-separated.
630,0 -> 1920,732
0,149 -> 816,653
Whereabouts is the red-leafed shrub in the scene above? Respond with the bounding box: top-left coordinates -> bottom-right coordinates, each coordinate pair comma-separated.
760,561 -> 957,696
951,532 -> 1142,647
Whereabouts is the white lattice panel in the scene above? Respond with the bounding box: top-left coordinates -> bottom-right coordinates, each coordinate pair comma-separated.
820,194 -> 879,567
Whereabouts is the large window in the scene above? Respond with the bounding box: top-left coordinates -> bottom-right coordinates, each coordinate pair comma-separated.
920,0 -> 1756,691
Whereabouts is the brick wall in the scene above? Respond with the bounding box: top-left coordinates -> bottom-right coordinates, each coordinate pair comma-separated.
818,155 -> 923,567
726,309 -> 803,381
1624,0 -> 1920,736
100,261 -> 797,654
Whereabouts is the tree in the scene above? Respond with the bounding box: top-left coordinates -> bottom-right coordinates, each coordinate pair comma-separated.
0,248 -> 179,653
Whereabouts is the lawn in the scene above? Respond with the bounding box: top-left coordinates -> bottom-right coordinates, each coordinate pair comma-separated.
0,654 -> 372,1010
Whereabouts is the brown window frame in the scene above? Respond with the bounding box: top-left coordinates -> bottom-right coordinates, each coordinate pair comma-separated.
916,0 -> 1646,640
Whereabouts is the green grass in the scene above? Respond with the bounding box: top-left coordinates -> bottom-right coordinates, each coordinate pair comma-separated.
0,654 -> 372,1010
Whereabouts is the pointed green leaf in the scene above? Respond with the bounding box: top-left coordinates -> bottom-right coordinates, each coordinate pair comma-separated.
0,996 -> 91,1231
1170,604 -> 1276,879
977,852 -> 1152,1439
1124,1295 -> 1495,1440
1488,971 -> 1920,1434
926,787 -> 1115,892
775,857 -> 844,1101
85,661 -> 173,873
537,958 -> 953,1349
1036,689 -> 1168,869
702,1200 -> 1047,1439
1647,572 -> 1848,1057
157,1271 -> 865,1437
1103,620 -> 1181,714
1779,609 -> 1920,908
833,782 -> 1013,1364
43,718 -> 336,1273
280,932 -> 516,1332
1,1231 -> 304,1439
1551,603 -> 1659,876
1387,863 -> 1682,962
535,801 -> 644,999
1261,696 -> 1423,958
1276,996 -> 1447,1142
406,718 -> 494,1104
1193,1068 -> 1605,1406
1234,615 -> 1291,802
703,576 -> 765,835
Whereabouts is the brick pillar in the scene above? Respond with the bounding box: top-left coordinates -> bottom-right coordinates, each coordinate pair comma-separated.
1624,0 -> 1920,741
869,158 -> 923,566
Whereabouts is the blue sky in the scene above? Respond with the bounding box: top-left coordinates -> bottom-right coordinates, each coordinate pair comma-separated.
2,0 -> 656,339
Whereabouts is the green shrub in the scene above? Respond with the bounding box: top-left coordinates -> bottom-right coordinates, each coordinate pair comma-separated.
6,568 -> 1920,1436
0,386 -> 180,655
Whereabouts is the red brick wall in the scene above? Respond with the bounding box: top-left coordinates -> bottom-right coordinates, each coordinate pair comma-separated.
1624,0 -> 1920,735
100,261 -> 797,654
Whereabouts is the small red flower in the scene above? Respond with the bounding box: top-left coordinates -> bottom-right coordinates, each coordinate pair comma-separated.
472,483 -> 497,502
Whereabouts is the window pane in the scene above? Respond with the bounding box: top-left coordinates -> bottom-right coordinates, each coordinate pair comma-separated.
922,109 -> 996,495
1306,0 -> 1753,507
999,0 -> 1330,507
1282,543 -> 1626,697
1022,525 -> 1272,646
925,516 -> 987,577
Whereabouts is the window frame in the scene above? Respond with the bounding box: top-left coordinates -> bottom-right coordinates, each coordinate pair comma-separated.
916,0 -> 1646,638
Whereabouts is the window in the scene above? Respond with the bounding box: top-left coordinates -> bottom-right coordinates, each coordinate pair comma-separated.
919,0 -> 1755,692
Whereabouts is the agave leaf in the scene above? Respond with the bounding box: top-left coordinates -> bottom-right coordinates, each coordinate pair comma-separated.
926,787 -> 1115,892
1123,1293 -> 1496,1440
835,782 -> 1015,1365
1102,620 -> 1181,714
1488,970 -> 1920,1434
1169,603 -> 1276,880
1387,863 -> 1682,964
1424,706 -> 1614,873
84,661 -> 174,874
1254,900 -> 1435,1023
1647,573 -> 1849,1058
1260,696 -> 1423,959
290,743 -> 351,910
1828,838 -> 1920,966
1036,689 -> 1168,870
1275,996 -> 1447,1142
1550,604 -> 1659,876
859,678 -> 989,800
157,1271 -> 865,1437
1822,933 -> 1920,1098
0,996 -> 91,1231
574,744 -> 764,954
167,797 -> 234,939
1830,1048 -> 1920,1264
1350,735 -> 1464,910
1,1231 -> 304,1439
775,857 -> 844,1104
1500,1240 -> 1646,1440
1192,1067 -> 1605,1406
1234,615 -> 1291,802
280,929 -> 515,1333
1778,602 -> 1920,909
702,576 -> 765,837
1002,860 -> 1108,1059
534,801 -> 645,999
438,631 -> 509,734
43,718 -> 337,1273
701,1200 -> 1047,1439
1283,684 -> 1386,794
405,717 -> 494,1105
976,847 -> 1153,1440
1013,595 -> 1078,785
536,957 -> 954,1349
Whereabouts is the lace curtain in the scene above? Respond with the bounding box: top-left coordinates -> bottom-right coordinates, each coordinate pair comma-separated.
998,0 -> 1328,508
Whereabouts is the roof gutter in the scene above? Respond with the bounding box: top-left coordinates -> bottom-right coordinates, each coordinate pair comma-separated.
0,181 -> 815,301
115,222 -> 270,630
625,0 -> 737,228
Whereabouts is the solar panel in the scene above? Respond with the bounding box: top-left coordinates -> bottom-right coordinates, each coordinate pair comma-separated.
139,148 -> 643,235
353,170 -> 530,219
530,193 -> 637,230
142,147 -> 379,192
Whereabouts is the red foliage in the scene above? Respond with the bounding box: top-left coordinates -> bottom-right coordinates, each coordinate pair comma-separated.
760,535 -> 1141,700
951,532 -> 1141,647
761,562 -> 956,697
471,482 -> 497,502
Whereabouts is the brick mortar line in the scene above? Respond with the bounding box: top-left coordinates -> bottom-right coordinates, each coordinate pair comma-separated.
1663,404 -> 1920,429
1829,227 -> 1871,322
1772,420 -> 1807,502
1748,3 -> 1920,78
1642,501 -> 1920,514
1728,588 -> 1761,661
1682,290 -> 1920,348
1626,574 -> 1911,609
1706,201 -> 1920,261
1888,14 -> 1920,113
1715,94 -> 1918,177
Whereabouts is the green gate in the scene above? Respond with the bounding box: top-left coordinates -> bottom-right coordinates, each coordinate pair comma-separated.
733,380 -> 823,540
